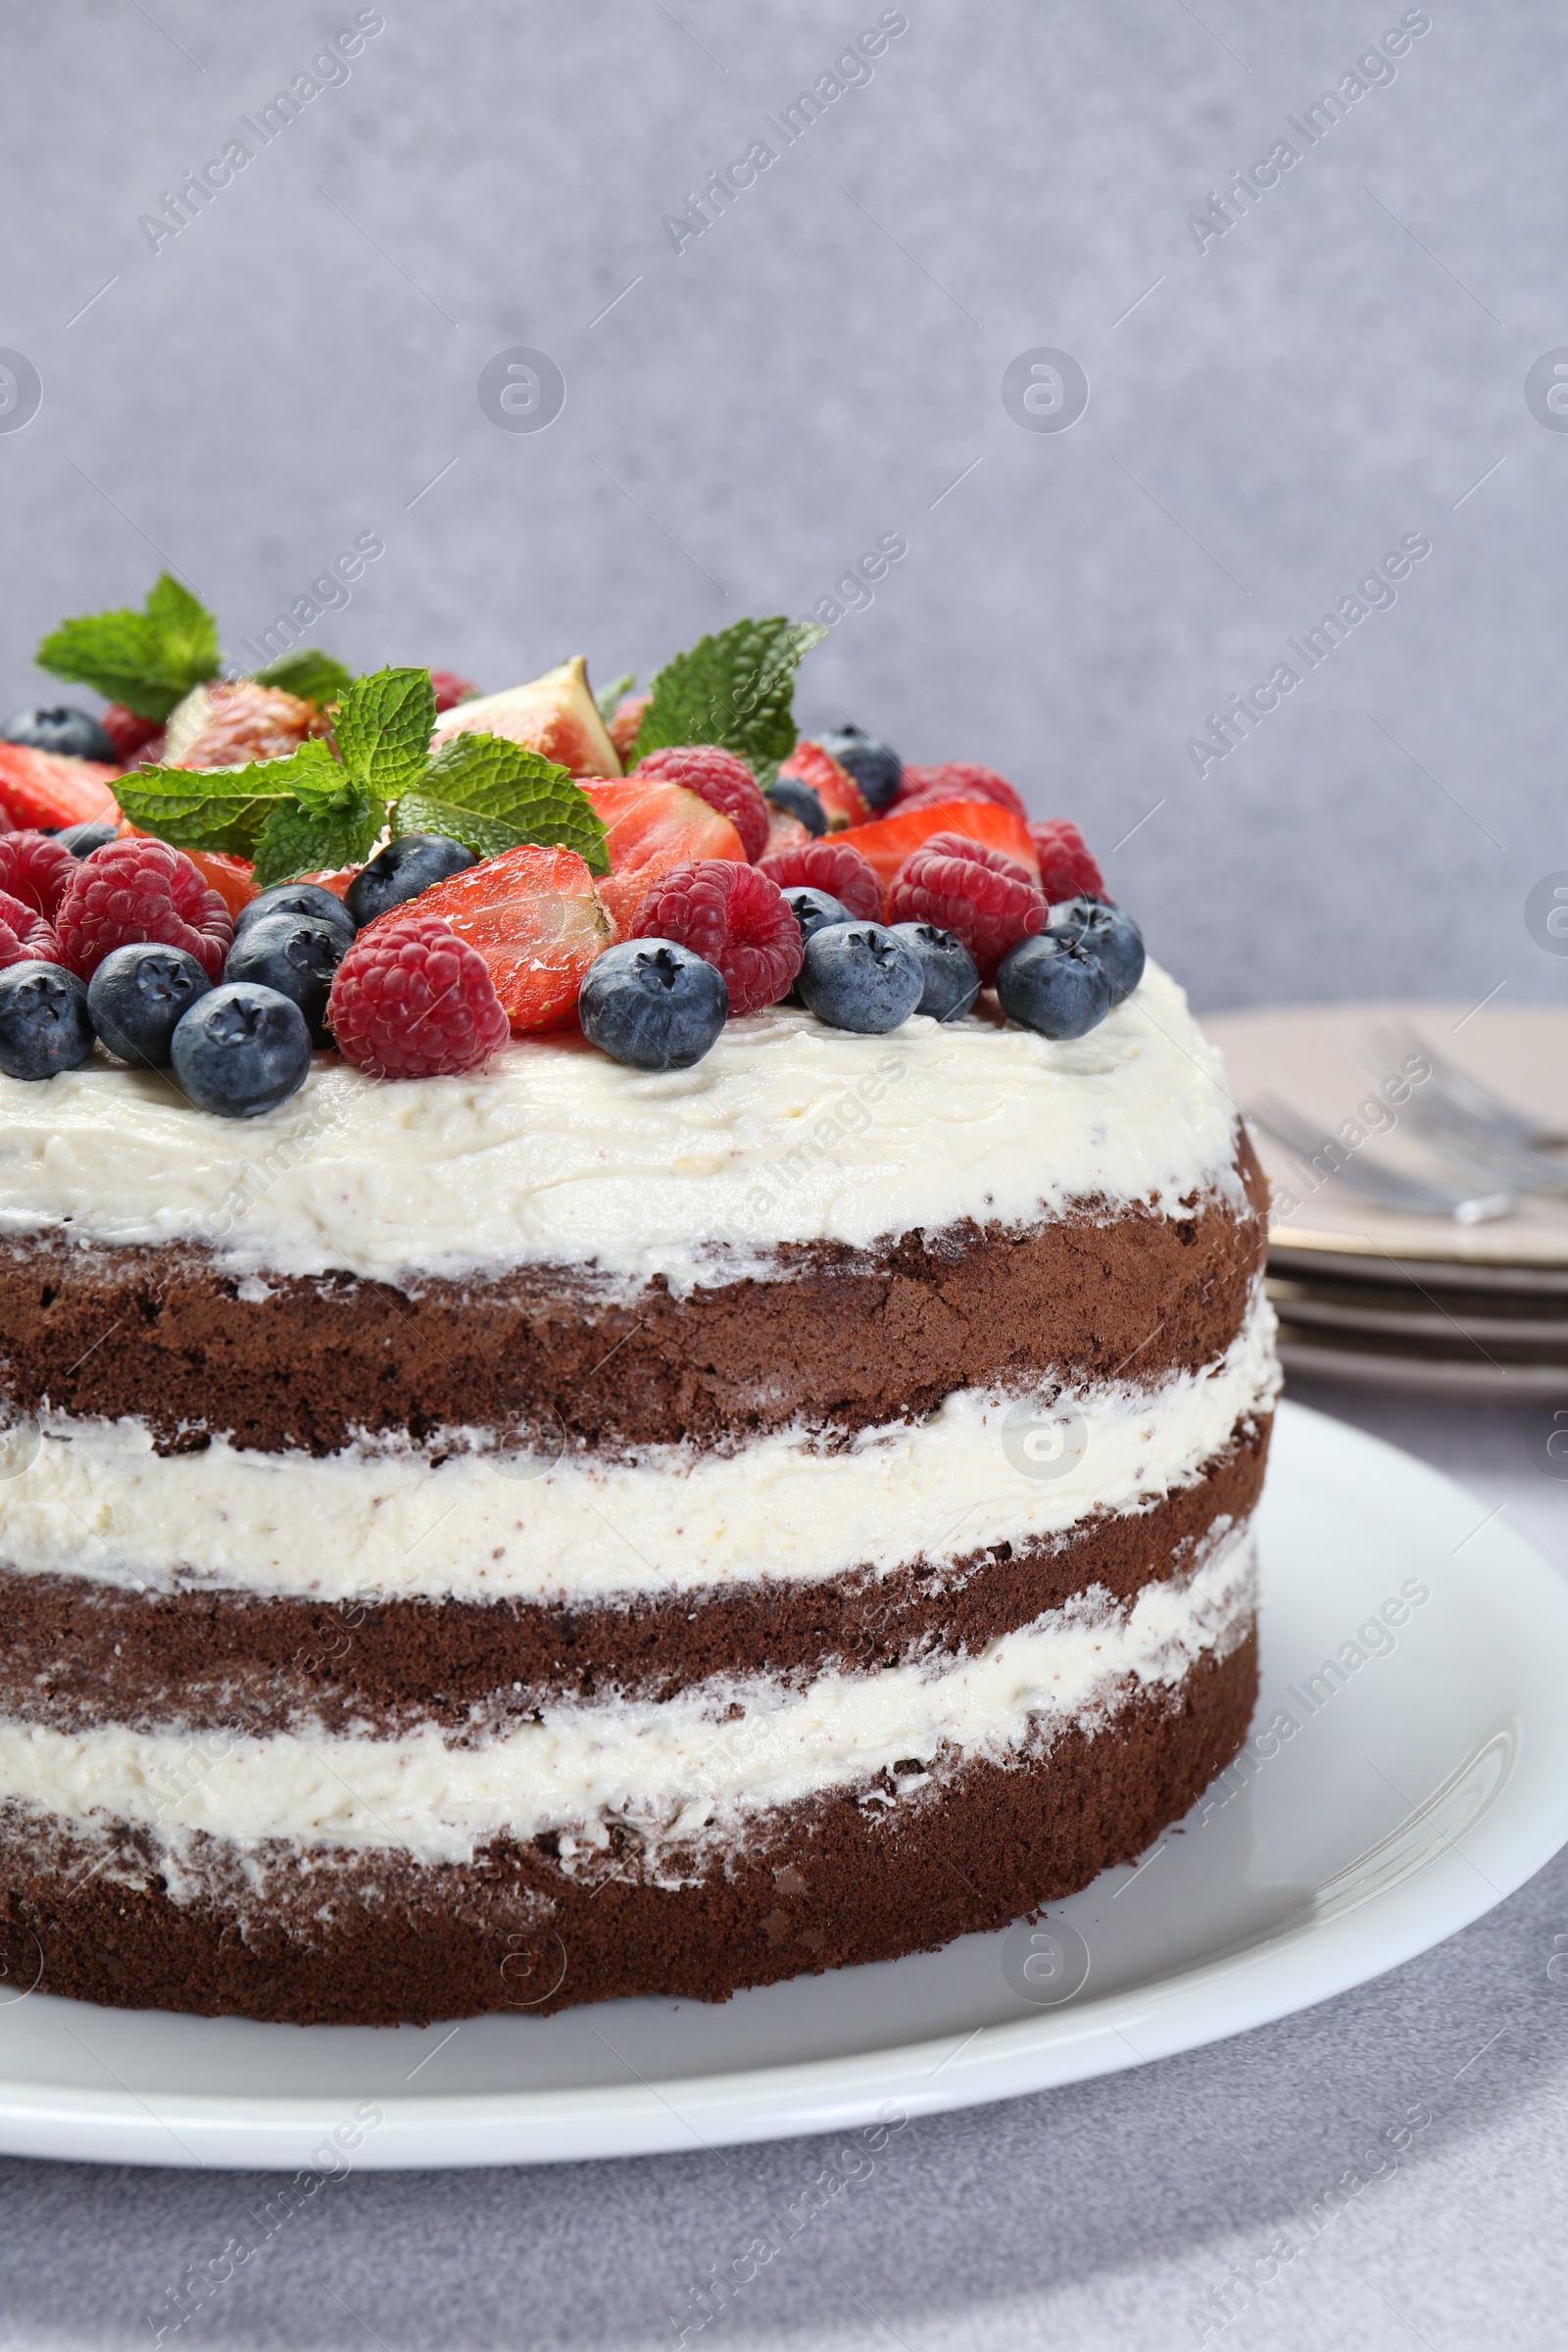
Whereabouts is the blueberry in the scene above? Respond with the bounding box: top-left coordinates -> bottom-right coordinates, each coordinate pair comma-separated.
2,707 -> 118,764
798,922 -> 924,1034
889,922 -> 980,1022
579,939 -> 729,1070
1047,898 -> 1145,1004
223,914 -> 346,1046
781,886 -> 852,948
818,724 -> 901,811
171,983 -> 313,1117
87,944 -> 212,1067
234,881 -> 357,943
763,779 -> 826,838
0,961 -> 95,1080
995,933 -> 1114,1040
56,820 -> 120,859
344,833 -> 475,928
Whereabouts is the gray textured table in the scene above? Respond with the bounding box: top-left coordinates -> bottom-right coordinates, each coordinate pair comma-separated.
1,1375 -> 1564,2352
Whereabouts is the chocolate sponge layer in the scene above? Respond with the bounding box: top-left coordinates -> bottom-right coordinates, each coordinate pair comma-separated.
0,1135 -> 1268,1458
0,1633 -> 1256,2027
0,1419 -> 1267,1734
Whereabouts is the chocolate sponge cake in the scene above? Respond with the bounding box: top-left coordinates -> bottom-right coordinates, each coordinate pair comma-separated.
0,964 -> 1276,2026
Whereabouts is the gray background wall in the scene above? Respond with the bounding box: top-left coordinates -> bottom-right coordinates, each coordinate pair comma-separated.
0,1 -> 1558,1012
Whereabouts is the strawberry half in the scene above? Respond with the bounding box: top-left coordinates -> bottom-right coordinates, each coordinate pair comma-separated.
0,745 -> 121,833
390,843 -> 612,1033
831,799 -> 1039,891
780,742 -> 870,830
583,778 -> 746,933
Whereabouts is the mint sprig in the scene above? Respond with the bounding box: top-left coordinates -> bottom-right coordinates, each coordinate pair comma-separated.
36,573 -> 221,723
633,616 -> 826,785
393,731 -> 610,871
250,647 -> 355,707
118,664 -> 610,886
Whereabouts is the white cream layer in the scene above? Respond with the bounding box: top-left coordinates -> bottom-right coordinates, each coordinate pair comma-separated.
8,1291 -> 1278,1602
0,1526 -> 1255,1867
0,963 -> 1243,1289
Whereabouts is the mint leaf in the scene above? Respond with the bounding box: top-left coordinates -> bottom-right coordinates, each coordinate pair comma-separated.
333,666 -> 435,801
399,731 -> 610,872
253,792 -> 381,890
249,647 -> 354,707
36,572 -> 221,723
594,670 -> 635,728
115,740 -> 341,858
633,616 -> 826,785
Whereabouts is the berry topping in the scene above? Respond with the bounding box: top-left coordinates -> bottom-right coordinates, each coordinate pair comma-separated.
628,859 -> 802,1016
0,891 -> 62,969
816,724 -> 901,810
225,913 -> 348,1046
830,798 -> 1037,890
777,742 -> 870,829
797,921 -> 925,1035
172,680 -> 329,771
56,821 -> 119,860
0,961 -> 93,1081
87,944 -> 212,1068
1029,818 -> 1105,903
764,777 -> 826,837
631,745 -> 770,863
995,932 -> 1114,1040
0,743 -> 121,834
99,705 -> 165,763
886,832 -> 1049,985
608,690 -> 650,762
397,844 -> 612,1032
0,831 -> 78,918
172,983 -> 314,1116
234,881 -> 357,944
780,885 -> 853,950
758,838 -> 883,920
584,778 -> 747,934
888,922 -> 980,1022
344,834 -> 476,929
2,706 -> 119,765
328,911 -> 511,1078
1049,898 -> 1144,1004
894,762 -> 1028,822
54,836 -> 233,983
579,939 -> 729,1071
428,669 -> 479,714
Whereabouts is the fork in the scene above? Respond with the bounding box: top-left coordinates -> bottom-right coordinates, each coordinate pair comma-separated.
1246,1095 -> 1516,1224
1369,1021 -> 1568,1149
1359,1028 -> 1568,1197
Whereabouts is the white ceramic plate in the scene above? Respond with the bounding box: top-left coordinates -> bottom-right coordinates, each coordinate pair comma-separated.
2,1401 -> 1565,2172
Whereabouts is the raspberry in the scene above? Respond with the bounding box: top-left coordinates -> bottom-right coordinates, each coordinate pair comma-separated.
893,763 -> 1028,822
0,889 -> 62,968
632,745 -> 770,863
328,912 -> 510,1079
55,837 -> 233,982
176,681 -> 329,771
99,705 -> 163,763
886,832 -> 1049,985
429,669 -> 478,714
757,838 -> 884,920
0,831 -> 78,920
1029,818 -> 1105,903
629,859 -> 802,1016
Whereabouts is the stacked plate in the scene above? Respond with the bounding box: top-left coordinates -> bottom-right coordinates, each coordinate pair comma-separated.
1203,1001 -> 1568,1399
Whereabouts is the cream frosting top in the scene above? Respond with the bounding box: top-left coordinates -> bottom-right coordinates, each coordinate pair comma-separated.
0,961 -> 1244,1290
